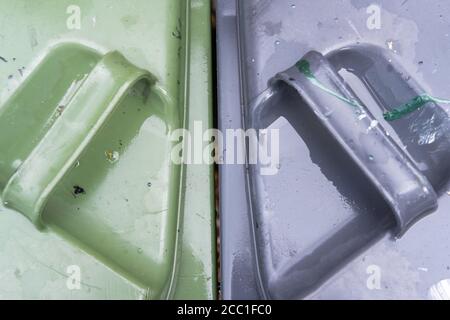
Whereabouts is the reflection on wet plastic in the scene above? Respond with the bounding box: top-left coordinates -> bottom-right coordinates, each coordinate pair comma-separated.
245,44 -> 450,299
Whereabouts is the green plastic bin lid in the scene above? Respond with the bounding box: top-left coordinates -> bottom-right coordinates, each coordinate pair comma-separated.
0,0 -> 215,299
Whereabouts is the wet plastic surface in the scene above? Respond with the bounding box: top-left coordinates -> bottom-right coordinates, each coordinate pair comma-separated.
218,0 -> 450,299
0,0 -> 215,300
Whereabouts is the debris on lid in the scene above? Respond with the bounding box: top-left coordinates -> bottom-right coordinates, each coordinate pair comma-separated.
72,185 -> 86,197
105,150 -> 120,164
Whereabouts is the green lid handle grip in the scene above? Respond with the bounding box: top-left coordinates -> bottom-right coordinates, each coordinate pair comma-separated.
2,51 -> 154,229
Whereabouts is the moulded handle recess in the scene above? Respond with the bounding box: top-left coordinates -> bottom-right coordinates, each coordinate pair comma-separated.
2,50 -> 154,229
273,50 -> 438,236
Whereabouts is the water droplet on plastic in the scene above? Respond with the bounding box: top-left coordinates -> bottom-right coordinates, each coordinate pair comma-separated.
275,40 -> 280,45
357,112 -> 367,120
291,4 -> 296,8
368,155 -> 374,161
367,120 -> 379,132
386,39 -> 398,53
105,150 -> 120,164
12,159 -> 22,170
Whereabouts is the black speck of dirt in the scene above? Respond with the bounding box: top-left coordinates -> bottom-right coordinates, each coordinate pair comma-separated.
18,68 -> 23,76
125,198 -> 129,202
12,58 -> 16,61
147,182 -> 152,188
0,56 -> 7,63
73,185 -> 86,196
289,77 -> 296,81
8,74 -> 13,79
418,60 -> 424,65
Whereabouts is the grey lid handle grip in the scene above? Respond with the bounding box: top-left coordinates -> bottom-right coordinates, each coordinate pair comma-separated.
328,45 -> 450,191
273,50 -> 438,236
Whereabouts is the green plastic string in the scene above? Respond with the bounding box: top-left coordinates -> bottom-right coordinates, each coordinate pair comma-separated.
295,60 -> 364,110
383,94 -> 450,121
295,59 -> 450,122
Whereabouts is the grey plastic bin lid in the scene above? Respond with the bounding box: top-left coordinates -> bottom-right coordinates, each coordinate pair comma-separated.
217,0 -> 450,300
